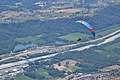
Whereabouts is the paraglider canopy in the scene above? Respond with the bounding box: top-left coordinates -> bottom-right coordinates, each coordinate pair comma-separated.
76,20 -> 95,38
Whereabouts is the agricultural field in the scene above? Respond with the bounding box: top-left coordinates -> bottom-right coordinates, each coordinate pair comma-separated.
58,32 -> 90,41
15,34 -> 43,43
104,41 -> 120,50
97,24 -> 120,36
15,74 -> 36,80
34,69 -> 51,79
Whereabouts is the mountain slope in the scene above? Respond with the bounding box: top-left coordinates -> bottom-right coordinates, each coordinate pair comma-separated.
0,4 -> 120,54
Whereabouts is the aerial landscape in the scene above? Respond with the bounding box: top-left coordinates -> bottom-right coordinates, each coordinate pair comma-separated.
0,0 -> 120,80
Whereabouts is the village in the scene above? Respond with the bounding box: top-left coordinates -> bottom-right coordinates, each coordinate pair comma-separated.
0,0 -> 111,23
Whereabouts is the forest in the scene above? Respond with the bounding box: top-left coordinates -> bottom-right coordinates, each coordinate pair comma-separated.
13,38 -> 120,80
0,4 -> 120,54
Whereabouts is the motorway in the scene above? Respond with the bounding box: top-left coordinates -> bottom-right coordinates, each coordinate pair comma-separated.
1,29 -> 120,63
0,29 -> 120,78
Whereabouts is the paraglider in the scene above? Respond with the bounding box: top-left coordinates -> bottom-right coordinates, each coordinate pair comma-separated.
76,20 -> 95,38
77,38 -> 81,41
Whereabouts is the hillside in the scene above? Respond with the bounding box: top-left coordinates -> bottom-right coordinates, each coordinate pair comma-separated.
0,0 -> 120,80
0,4 -> 120,54
12,27 -> 120,80
0,24 -> 120,80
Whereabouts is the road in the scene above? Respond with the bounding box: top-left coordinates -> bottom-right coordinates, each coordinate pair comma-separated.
0,29 -> 120,70
70,33 -> 120,51
1,29 -> 120,63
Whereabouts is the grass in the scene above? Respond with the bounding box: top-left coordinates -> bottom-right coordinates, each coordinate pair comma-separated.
97,24 -> 120,36
15,75 -> 36,80
69,66 -> 81,71
14,69 -> 50,80
15,34 -> 43,43
17,16 -> 39,23
52,12 -> 70,17
95,50 -> 112,58
104,42 -> 120,50
59,32 -> 89,41
32,39 -> 46,44
35,69 -> 51,78
41,12 -> 70,21
59,24 -> 120,41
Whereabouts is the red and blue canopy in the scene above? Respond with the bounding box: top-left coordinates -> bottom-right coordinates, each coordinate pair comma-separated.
76,20 -> 95,37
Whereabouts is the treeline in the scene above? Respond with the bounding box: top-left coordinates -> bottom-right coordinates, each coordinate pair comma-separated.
14,38 -> 120,80
53,38 -> 120,73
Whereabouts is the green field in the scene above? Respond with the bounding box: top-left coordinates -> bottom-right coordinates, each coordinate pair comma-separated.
97,24 -> 120,36
51,12 -> 70,17
104,42 -> 120,50
15,75 -> 36,80
58,25 -> 120,41
95,50 -> 112,58
42,12 -> 71,20
15,34 -> 43,43
59,32 -> 89,41
35,69 -> 50,78
69,66 -> 81,71
14,69 -> 51,80
17,16 -> 38,23
32,39 -> 46,44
